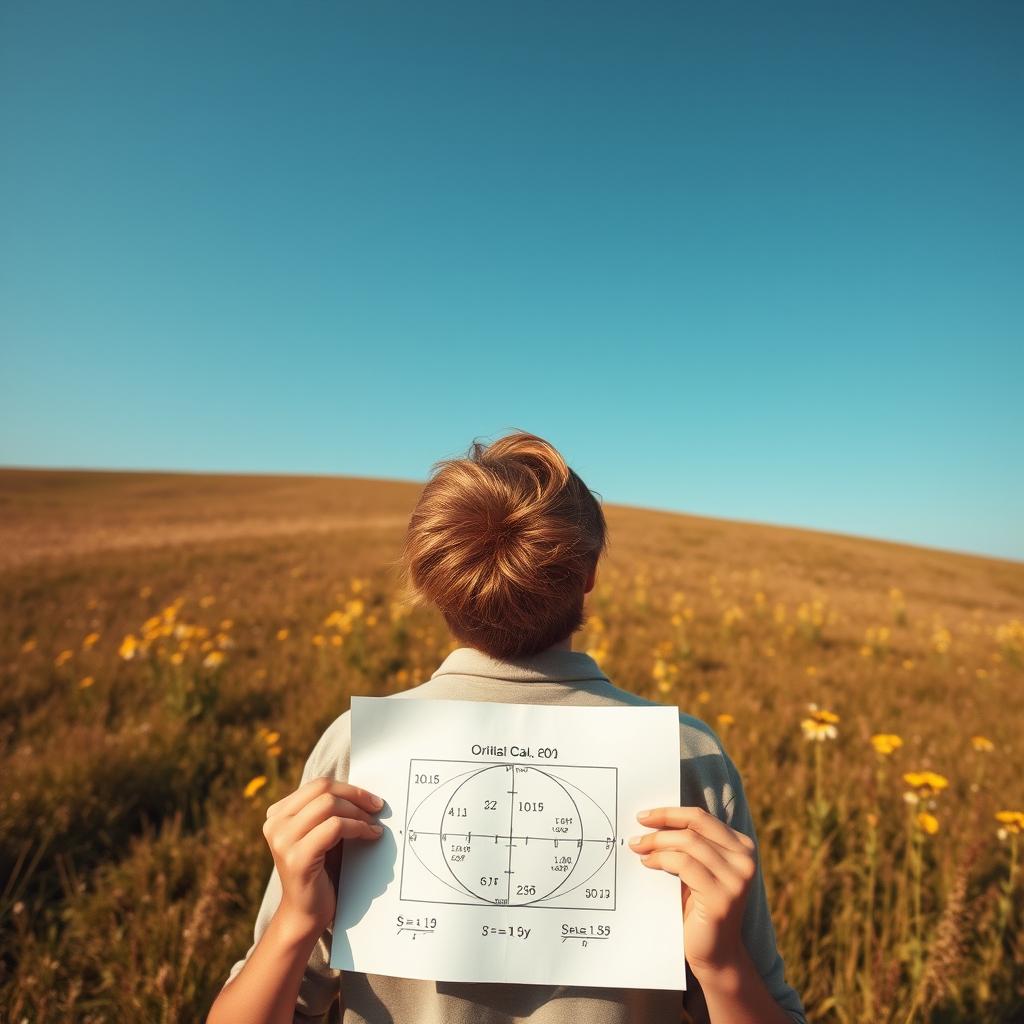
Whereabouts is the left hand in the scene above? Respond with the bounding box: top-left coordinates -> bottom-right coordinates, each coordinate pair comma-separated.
628,805 -> 757,979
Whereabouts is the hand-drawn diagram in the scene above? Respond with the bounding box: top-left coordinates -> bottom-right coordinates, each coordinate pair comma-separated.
335,697 -> 686,990
399,759 -> 618,910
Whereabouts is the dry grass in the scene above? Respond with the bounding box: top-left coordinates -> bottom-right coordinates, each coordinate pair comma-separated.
1,467 -> 1021,1022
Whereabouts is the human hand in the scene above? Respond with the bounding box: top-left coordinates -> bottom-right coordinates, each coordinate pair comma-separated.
628,805 -> 757,980
262,777 -> 385,936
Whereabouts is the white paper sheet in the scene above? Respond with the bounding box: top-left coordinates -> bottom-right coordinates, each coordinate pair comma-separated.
330,695 -> 686,990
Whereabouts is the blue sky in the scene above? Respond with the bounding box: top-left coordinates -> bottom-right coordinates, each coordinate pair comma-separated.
1,2 -> 1021,561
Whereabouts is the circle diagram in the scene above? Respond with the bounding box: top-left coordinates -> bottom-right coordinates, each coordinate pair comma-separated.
401,759 -> 618,910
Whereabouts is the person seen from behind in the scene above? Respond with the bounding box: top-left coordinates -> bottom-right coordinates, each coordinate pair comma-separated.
207,429 -> 806,1024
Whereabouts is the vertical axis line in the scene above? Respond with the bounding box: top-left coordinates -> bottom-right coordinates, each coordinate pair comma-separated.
506,764 -> 516,903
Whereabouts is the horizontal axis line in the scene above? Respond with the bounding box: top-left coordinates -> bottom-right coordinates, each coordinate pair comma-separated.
412,831 -> 614,843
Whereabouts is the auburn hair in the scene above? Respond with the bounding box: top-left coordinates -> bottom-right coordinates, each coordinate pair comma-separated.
396,430 -> 609,659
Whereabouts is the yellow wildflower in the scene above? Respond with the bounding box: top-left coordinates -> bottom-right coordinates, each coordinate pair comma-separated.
722,605 -> 744,629
82,632 -> 100,649
263,730 -> 281,746
78,675 -> 95,689
717,713 -> 735,728
54,649 -> 74,667
276,628 -> 289,641
916,812 -> 939,835
267,745 -> 282,757
995,810 -> 1024,836
244,775 -> 268,799
995,619 -> 1024,662
119,634 -> 139,660
902,771 -> 949,797
203,650 -> 225,668
801,703 -> 839,742
971,735 -> 995,753
871,733 -> 903,756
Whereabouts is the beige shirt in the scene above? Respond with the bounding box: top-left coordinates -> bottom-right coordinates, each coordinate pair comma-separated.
222,646 -> 806,1023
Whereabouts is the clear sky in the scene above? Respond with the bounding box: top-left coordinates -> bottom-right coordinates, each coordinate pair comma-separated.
1,2 -> 1021,561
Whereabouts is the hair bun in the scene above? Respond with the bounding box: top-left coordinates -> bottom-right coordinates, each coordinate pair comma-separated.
397,429 -> 608,659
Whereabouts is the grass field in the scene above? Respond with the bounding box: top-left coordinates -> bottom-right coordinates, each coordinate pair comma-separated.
1,467 -> 1021,1022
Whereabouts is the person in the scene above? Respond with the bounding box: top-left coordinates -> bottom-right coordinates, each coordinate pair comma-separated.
207,430 -> 807,1024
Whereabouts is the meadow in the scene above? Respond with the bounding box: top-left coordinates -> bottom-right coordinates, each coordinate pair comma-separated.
1,467 -> 1021,1022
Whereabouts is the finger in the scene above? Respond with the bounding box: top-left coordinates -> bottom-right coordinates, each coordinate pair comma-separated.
635,805 -> 751,854
640,848 -> 723,901
267,777 -> 384,819
628,827 -> 755,879
267,777 -> 384,820
279,793 -> 380,848
294,814 -> 383,865
631,829 -> 751,896
635,805 -> 754,855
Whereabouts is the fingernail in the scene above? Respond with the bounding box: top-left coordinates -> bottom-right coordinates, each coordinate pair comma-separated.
628,834 -> 645,846
370,794 -> 384,810
636,810 -> 651,821
370,824 -> 383,835
641,855 -> 652,865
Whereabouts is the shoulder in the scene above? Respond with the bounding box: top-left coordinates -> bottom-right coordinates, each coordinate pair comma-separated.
600,684 -> 743,823
300,687 -> 427,781
674,708 -> 745,823
300,708 -> 353,783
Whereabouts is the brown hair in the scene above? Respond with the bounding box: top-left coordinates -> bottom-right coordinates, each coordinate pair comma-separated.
397,430 -> 609,659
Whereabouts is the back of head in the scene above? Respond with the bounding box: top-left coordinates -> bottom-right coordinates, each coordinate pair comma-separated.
398,430 -> 609,659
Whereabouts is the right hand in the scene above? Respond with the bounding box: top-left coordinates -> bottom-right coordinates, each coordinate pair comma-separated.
262,776 -> 385,934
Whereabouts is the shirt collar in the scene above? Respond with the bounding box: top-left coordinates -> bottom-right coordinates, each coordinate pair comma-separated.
430,645 -> 612,685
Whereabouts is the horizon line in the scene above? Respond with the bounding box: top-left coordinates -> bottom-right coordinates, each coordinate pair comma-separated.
1,461 -> 1020,567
